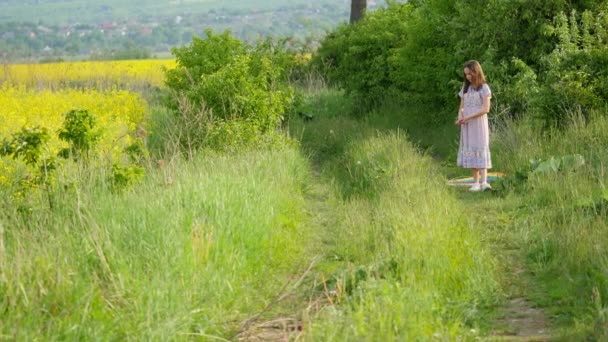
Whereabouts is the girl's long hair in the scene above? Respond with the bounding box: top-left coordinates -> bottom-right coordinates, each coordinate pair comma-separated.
463,60 -> 486,94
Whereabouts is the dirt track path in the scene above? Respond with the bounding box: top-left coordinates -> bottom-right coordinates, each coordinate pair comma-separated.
452,191 -> 552,341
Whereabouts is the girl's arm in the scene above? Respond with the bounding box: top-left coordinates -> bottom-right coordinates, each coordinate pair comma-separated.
455,97 -> 464,125
463,95 -> 490,122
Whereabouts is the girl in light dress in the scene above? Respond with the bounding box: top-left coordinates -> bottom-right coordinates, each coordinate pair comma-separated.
455,60 -> 492,192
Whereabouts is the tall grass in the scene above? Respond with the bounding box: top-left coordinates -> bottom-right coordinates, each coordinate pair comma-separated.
0,148 -> 314,339
491,111 -> 608,338
308,133 -> 499,340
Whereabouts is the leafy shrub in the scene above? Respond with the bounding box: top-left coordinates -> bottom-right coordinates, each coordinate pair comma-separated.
1,126 -> 50,166
0,127 -> 57,209
489,58 -> 540,120
110,163 -> 144,191
123,138 -> 149,164
165,30 -> 246,104
534,9 -> 608,126
57,108 -> 102,160
313,3 -> 410,110
164,30 -> 295,151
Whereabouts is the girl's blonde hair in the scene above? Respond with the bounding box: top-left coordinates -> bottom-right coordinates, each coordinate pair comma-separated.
463,60 -> 486,93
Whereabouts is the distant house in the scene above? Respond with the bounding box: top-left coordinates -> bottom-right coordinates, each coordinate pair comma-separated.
140,27 -> 153,35
100,22 -> 116,30
37,26 -> 53,34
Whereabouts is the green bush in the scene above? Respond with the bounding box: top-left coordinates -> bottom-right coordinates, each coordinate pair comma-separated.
58,108 -> 102,160
534,9 -> 608,126
315,0 -> 605,125
164,30 -> 295,151
313,3 -> 410,110
490,58 -> 540,119
1,126 -> 50,166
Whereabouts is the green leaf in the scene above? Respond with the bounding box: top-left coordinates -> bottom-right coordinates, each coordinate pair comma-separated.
533,157 -> 560,173
559,154 -> 585,171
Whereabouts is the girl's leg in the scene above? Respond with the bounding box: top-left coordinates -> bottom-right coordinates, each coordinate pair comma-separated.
480,168 -> 492,190
472,168 -> 480,184
469,168 -> 481,191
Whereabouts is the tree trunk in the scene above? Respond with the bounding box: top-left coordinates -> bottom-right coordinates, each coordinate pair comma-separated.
350,0 -> 367,24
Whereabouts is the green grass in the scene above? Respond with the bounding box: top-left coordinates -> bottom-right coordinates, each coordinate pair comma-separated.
292,89 -> 608,339
289,89 -> 501,339
489,112 -> 608,339
359,94 -> 608,339
0,148 -> 314,339
3,85 -> 608,340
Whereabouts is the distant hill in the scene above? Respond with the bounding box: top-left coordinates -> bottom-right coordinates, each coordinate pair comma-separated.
0,0 -> 390,62
0,0 -> 353,25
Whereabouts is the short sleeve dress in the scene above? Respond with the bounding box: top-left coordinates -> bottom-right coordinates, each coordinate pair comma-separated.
457,83 -> 492,169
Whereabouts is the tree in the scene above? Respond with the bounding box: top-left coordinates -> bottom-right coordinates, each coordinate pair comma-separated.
350,0 -> 367,23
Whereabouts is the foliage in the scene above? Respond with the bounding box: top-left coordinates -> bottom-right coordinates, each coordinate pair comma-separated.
123,137 -> 150,164
534,9 -> 608,125
110,163 -> 144,191
316,0 -> 607,126
489,58 -> 540,119
1,126 -> 50,166
0,126 -> 58,209
313,3 -> 410,110
58,108 -> 101,160
164,29 -> 295,151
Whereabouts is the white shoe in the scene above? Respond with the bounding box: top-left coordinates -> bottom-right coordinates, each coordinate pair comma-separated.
481,182 -> 492,191
469,183 -> 481,192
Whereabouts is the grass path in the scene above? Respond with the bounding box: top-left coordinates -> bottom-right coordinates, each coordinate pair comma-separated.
232,89 -> 560,339
234,174 -> 335,341
448,186 -> 552,340
238,155 -> 555,340
287,104 -> 557,339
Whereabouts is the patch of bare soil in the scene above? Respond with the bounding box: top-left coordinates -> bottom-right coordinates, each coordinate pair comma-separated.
491,263 -> 552,342
492,297 -> 551,341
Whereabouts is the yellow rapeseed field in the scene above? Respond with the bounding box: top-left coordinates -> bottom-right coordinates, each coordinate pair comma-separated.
0,59 -> 176,89
0,85 -> 148,185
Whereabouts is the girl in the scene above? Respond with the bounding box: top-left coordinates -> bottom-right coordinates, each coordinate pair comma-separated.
455,60 -> 492,192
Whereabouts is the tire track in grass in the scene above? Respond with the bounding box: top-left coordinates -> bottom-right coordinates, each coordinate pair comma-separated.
234,170 -> 336,341
450,190 -> 551,341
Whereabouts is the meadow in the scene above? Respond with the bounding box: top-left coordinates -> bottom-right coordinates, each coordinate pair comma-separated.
0,58 -> 502,340
1,38 -> 608,341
